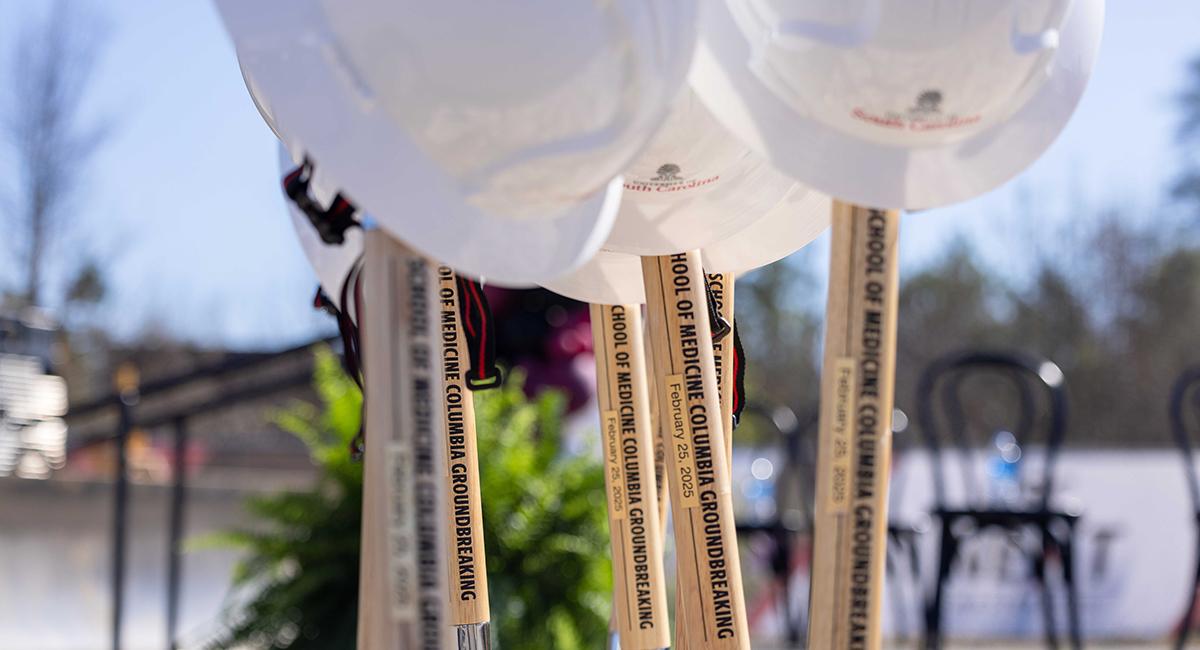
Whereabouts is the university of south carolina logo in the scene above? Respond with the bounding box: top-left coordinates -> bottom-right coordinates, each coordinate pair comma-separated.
652,164 -> 682,181
624,162 -> 720,194
851,88 -> 981,132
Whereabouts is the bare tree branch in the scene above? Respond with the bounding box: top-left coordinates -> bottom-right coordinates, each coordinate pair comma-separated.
1174,54 -> 1200,206
3,0 -> 110,307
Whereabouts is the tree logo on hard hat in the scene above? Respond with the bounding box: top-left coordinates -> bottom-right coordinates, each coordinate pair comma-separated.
624,162 -> 718,193
911,90 -> 943,115
652,164 -> 682,181
852,88 -> 980,132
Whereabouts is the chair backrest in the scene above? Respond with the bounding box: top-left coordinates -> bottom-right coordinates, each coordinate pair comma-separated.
916,350 -> 1067,511
1169,367 -> 1200,514
740,402 -> 819,531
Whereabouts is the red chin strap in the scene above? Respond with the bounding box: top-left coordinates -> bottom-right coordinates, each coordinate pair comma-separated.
456,276 -> 502,391
731,322 -> 746,429
312,259 -> 366,459
285,156 -> 369,456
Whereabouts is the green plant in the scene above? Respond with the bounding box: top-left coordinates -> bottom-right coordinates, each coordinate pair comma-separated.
209,347 -> 611,649
208,347 -> 363,649
476,373 -> 612,649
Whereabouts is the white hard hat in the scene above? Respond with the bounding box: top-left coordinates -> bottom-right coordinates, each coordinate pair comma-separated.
543,188 -> 830,305
690,0 -> 1104,209
217,0 -> 698,285
278,145 -> 363,310
544,88 -> 831,304
604,90 -> 822,255
239,58 -> 280,141
544,249 -> 647,306
700,188 -> 829,274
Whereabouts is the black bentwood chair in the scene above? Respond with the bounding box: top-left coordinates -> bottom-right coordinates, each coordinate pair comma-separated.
733,402 -> 925,648
1170,366 -> 1200,650
886,407 -> 930,643
735,402 -> 819,647
917,351 -> 1082,650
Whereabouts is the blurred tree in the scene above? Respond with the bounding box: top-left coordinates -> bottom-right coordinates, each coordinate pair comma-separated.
1175,53 -> 1200,207
729,210 -> 1200,457
1120,247 -> 1200,445
893,242 -> 1008,435
737,255 -> 824,442
1010,268 -> 1095,372
65,258 -> 106,306
2,0 -> 110,308
888,211 -> 1200,449
208,349 -> 610,649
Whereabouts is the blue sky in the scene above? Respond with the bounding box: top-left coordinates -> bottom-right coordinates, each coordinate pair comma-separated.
0,1 -> 1198,348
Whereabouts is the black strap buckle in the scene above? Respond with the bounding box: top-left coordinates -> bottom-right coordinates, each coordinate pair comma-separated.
456,276 -> 503,391
704,274 -> 732,342
312,288 -> 339,317
703,272 -> 745,429
283,157 -> 359,245
466,373 -> 502,391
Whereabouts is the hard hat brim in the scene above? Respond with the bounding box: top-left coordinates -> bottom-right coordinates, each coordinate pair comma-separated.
542,249 -> 647,306
690,0 -> 1104,210
544,187 -> 830,304
219,0 -> 620,286
701,188 -> 830,275
606,158 -> 827,256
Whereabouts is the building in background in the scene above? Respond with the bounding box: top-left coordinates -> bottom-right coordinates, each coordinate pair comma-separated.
0,309 -> 67,479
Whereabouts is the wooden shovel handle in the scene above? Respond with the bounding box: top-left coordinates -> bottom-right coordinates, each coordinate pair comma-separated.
642,252 -> 749,649
435,267 -> 492,628
807,203 -> 900,650
359,231 -> 450,649
593,303 -> 672,649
